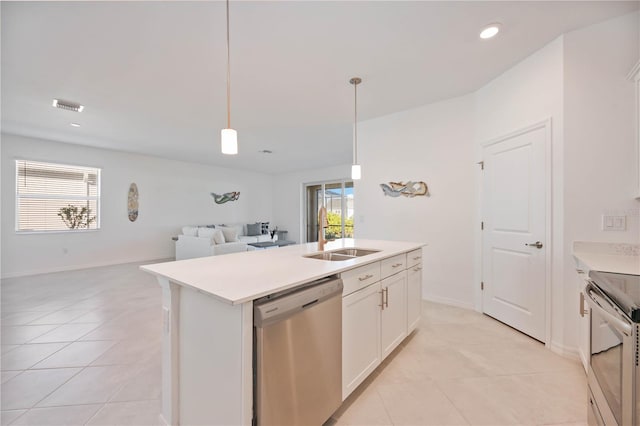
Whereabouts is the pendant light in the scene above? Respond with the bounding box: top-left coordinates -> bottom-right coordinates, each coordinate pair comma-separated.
221,0 -> 238,155
350,77 -> 362,180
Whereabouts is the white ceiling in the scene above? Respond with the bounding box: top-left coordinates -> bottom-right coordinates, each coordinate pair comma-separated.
2,1 -> 638,174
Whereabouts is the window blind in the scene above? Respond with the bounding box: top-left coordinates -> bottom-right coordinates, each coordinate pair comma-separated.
16,160 -> 101,232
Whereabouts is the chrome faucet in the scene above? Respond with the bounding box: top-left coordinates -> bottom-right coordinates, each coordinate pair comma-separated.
318,206 -> 328,251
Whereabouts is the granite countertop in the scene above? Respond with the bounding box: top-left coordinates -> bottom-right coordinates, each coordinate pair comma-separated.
572,241 -> 640,275
141,238 -> 425,305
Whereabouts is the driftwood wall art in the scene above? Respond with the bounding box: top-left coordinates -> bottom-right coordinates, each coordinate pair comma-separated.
380,181 -> 430,198
128,183 -> 139,221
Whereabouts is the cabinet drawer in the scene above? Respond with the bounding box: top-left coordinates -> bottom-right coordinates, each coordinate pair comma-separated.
341,262 -> 381,296
381,254 -> 406,279
406,249 -> 422,268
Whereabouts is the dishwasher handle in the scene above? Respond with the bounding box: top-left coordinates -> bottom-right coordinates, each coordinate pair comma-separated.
254,277 -> 343,327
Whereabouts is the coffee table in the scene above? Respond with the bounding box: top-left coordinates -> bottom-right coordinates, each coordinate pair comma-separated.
247,240 -> 296,249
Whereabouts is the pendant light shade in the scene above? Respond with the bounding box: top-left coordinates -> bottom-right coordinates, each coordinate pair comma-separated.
351,164 -> 361,180
350,77 -> 362,180
221,128 -> 238,155
221,0 -> 238,155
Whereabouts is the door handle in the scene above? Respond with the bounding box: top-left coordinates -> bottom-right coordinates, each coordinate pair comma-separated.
525,241 -> 543,249
384,287 -> 389,308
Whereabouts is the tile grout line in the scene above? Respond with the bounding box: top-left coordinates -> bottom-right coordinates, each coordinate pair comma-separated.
432,379 -> 473,426
7,318 -> 121,417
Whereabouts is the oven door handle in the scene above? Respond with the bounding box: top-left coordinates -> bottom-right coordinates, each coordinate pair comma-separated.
585,282 -> 632,337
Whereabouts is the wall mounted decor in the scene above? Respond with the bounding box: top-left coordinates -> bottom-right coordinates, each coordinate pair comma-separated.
380,181 -> 429,198
128,183 -> 139,221
211,191 -> 240,204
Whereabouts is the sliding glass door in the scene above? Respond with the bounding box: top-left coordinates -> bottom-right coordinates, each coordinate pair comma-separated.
305,180 -> 354,243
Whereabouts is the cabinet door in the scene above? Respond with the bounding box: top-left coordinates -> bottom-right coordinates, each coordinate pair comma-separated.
578,290 -> 590,373
342,282 -> 382,400
576,270 -> 590,373
381,272 -> 407,359
407,264 -> 422,333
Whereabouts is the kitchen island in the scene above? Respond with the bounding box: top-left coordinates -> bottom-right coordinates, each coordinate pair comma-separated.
142,238 -> 425,426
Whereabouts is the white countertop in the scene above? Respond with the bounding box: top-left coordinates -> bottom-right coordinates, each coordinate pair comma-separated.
141,239 -> 425,305
572,241 -> 640,276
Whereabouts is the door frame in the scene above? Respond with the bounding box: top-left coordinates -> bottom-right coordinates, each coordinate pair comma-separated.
301,179 -> 353,243
477,118 -> 553,347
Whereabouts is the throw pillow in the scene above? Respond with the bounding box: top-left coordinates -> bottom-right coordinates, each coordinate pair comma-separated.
197,227 -> 216,240
212,229 -> 226,245
182,226 -> 198,236
261,222 -> 270,235
220,226 -> 238,242
246,223 -> 261,236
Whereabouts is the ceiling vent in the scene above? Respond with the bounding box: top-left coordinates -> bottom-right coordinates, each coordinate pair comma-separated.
52,99 -> 84,113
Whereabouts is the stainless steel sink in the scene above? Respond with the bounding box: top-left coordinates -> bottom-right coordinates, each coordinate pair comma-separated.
304,252 -> 355,261
331,248 -> 380,257
303,248 -> 381,261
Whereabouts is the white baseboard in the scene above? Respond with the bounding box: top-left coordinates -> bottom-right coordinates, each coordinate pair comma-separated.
548,340 -> 580,360
158,414 -> 170,426
1,256 -> 172,279
423,293 -> 475,311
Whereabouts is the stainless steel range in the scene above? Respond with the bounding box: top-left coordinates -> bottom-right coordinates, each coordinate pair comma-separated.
585,270 -> 640,426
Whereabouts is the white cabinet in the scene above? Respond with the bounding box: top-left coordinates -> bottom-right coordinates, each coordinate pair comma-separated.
342,282 -> 382,398
341,249 -> 423,400
629,60 -> 640,198
381,254 -> 406,279
341,262 -> 381,296
380,271 -> 407,358
407,263 -> 422,333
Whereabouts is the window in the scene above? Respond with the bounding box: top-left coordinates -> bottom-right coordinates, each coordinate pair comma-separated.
305,180 -> 354,242
16,160 -> 101,232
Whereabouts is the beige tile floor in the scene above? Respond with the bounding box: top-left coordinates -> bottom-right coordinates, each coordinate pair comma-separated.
1,261 -> 587,425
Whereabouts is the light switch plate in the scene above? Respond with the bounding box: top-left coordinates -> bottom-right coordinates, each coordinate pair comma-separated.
602,215 -> 626,231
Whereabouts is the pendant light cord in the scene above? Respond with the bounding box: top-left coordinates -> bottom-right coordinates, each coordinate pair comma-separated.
226,0 -> 231,129
353,81 -> 358,164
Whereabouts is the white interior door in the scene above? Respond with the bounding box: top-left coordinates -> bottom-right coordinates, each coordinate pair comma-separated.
482,125 -> 547,342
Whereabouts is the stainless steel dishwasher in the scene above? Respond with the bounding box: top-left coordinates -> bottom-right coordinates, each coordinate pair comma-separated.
254,276 -> 343,426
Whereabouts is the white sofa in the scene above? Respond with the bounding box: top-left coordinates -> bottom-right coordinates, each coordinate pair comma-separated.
175,224 -> 272,260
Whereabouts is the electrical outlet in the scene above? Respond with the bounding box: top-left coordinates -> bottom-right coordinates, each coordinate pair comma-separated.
602,215 -> 626,231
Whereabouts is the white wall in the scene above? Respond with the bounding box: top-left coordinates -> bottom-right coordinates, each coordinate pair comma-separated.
562,11 -> 640,349
474,38 -> 567,351
272,164 -> 351,244
356,95 -> 476,308
1,133 -> 273,277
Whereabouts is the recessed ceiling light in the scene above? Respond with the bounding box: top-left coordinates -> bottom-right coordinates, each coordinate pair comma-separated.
70,123 -> 81,127
480,24 -> 501,40
52,99 -> 84,113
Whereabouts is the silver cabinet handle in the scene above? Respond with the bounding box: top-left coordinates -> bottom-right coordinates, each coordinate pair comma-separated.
412,256 -> 421,261
392,263 -> 403,268
579,291 -> 588,318
525,241 -> 543,249
413,267 -> 422,272
384,287 -> 389,308
379,290 -> 385,311
358,274 -> 374,282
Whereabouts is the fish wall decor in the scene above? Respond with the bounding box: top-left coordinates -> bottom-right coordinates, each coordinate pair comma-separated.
211,191 -> 240,204
380,181 -> 429,198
